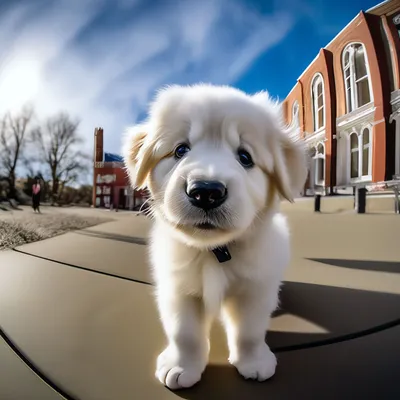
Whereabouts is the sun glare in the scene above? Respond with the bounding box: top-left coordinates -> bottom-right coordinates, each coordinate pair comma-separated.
0,57 -> 41,112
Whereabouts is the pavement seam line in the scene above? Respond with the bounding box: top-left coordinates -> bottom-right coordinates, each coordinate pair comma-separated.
1,318 -> 399,400
272,317 -> 400,353
9,251 -> 400,353
12,248 -> 152,286
0,326 -> 79,400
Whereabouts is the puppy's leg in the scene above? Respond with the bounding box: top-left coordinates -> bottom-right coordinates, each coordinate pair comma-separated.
222,280 -> 281,381
155,291 -> 210,390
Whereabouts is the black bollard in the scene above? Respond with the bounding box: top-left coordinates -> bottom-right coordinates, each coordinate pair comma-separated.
314,194 -> 321,212
356,187 -> 367,214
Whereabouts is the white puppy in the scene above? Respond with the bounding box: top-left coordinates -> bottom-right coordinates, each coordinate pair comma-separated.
123,84 -> 307,390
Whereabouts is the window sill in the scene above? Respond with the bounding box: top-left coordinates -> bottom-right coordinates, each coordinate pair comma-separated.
313,127 -> 325,135
305,128 -> 326,143
350,175 -> 372,183
346,101 -> 374,115
337,103 -> 375,127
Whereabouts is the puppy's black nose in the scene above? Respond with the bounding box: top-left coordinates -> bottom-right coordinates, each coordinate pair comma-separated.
186,181 -> 227,210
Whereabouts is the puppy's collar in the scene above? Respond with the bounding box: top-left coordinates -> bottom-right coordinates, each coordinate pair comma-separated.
211,246 -> 232,263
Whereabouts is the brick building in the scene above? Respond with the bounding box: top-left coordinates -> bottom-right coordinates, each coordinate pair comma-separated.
92,127 -> 147,210
283,0 -> 400,195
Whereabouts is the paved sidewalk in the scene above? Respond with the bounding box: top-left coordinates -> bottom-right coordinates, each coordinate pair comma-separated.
1,210 -> 400,400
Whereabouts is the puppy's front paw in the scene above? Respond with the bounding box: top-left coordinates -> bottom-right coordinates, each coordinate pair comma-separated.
156,346 -> 207,390
230,344 -> 277,382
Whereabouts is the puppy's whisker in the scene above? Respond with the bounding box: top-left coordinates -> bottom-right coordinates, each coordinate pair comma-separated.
138,197 -> 152,213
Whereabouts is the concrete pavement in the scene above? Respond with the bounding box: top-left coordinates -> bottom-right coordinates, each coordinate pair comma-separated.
1,209 -> 399,400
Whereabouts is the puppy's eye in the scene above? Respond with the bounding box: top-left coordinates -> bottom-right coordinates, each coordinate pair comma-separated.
238,148 -> 254,168
174,143 -> 190,159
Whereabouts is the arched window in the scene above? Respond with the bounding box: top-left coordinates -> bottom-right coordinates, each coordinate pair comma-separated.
315,143 -> 325,185
349,127 -> 371,180
393,14 -> 400,38
362,127 -> 371,177
342,43 -> 372,113
310,142 -> 325,186
292,101 -> 300,127
350,133 -> 359,179
311,74 -> 325,131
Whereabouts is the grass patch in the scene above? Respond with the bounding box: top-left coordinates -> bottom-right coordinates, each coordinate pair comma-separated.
0,213 -> 111,250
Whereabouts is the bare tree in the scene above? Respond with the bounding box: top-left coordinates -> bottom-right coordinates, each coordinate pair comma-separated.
0,105 -> 34,199
32,112 -> 89,205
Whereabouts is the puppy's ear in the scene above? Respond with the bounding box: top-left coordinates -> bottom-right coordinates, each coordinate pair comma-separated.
252,93 -> 308,202
270,130 -> 308,203
123,125 -> 156,189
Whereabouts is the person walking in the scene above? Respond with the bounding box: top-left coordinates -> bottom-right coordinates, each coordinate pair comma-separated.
32,176 -> 41,213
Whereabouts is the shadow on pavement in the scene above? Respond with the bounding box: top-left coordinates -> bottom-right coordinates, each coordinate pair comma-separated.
172,283 -> 400,400
76,229 -> 147,245
267,281 -> 400,350
308,258 -> 400,274
1,258 -> 400,400
175,323 -> 400,400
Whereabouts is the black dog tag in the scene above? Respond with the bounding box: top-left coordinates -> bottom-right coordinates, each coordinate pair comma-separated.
212,246 -> 232,263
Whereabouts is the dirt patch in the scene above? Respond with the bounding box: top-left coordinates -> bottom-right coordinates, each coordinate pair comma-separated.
0,212 -> 111,250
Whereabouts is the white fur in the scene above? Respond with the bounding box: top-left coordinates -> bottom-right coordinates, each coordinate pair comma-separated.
123,84 -> 308,390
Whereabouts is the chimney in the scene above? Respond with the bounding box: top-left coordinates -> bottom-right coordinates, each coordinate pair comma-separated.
94,127 -> 104,163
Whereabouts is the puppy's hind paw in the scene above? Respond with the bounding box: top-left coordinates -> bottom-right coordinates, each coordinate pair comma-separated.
156,347 -> 205,390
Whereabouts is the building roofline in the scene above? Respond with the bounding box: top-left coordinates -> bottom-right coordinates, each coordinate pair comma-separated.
285,81 -> 299,101
296,12 -> 361,81
324,13 -> 361,49
297,53 -> 320,81
285,0 -> 394,100
285,11 -> 363,98
366,0 -> 392,13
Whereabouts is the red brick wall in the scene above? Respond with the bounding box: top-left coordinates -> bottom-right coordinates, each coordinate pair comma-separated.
283,82 -> 304,137
296,49 -> 336,188
94,166 -> 130,208
327,11 -> 393,182
284,7 -> 400,189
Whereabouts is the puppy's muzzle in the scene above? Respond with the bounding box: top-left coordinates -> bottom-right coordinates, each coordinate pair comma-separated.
186,180 -> 227,210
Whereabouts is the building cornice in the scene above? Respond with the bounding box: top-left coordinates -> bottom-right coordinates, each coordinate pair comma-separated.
303,129 -> 326,146
337,103 -> 375,130
390,90 -> 400,113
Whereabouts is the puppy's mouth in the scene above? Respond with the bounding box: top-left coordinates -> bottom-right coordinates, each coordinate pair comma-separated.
194,222 -> 218,230
175,220 -> 227,233
166,206 -> 232,233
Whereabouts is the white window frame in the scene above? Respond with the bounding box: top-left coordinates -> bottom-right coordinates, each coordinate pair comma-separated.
348,126 -> 372,182
349,132 -> 360,180
311,73 -> 325,132
393,14 -> 400,38
361,126 -> 372,178
292,101 -> 300,128
311,141 -> 325,186
342,43 -> 373,113
395,117 -> 400,175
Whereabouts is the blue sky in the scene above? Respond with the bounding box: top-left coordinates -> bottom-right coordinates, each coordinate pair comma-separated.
0,0 -> 378,156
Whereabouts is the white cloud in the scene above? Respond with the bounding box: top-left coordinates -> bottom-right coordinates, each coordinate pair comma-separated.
0,0 -> 295,157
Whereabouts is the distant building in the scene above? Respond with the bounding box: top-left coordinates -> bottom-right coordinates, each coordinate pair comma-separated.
283,0 -> 400,195
92,127 -> 147,210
